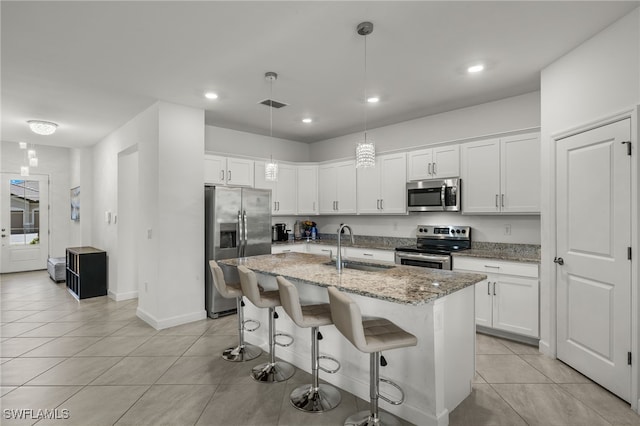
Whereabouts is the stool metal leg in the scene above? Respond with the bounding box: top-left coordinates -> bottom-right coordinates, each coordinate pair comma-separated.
222,297 -> 261,362
251,307 -> 295,382
344,352 -> 401,426
290,326 -> 342,412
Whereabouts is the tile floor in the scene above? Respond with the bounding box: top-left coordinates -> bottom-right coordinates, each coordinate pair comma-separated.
1,270 -> 639,425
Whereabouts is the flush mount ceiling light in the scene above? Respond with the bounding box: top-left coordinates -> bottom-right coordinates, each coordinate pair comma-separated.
366,96 -> 380,103
302,118 -> 313,124
264,71 -> 278,182
204,92 -> 219,100
467,64 -> 485,73
27,120 -> 58,135
355,21 -> 376,169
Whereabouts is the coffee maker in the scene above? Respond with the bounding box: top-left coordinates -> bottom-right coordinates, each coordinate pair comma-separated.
272,223 -> 288,242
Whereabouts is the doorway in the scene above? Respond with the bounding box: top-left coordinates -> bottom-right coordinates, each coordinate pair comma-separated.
0,173 -> 49,273
555,118 -> 632,402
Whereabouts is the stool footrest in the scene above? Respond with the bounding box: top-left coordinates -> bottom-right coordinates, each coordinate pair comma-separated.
378,378 -> 405,406
275,332 -> 294,347
242,318 -> 260,332
318,355 -> 341,374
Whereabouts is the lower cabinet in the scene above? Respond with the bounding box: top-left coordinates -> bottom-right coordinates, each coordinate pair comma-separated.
272,243 -> 395,263
454,257 -> 539,338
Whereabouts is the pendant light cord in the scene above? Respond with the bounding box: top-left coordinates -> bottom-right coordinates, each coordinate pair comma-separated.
364,34 -> 368,142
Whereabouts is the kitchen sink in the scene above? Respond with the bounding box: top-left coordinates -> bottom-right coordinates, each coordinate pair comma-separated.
324,260 -> 395,272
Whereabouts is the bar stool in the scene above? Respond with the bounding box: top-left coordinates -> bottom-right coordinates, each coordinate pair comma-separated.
237,265 -> 295,382
208,261 -> 261,362
277,276 -> 342,413
328,286 -> 418,426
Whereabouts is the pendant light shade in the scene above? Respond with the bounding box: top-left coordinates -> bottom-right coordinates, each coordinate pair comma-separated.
20,166 -> 29,177
355,21 -> 376,169
265,72 -> 279,181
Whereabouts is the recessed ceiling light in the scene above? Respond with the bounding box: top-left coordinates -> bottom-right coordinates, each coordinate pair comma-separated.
467,64 -> 485,73
302,118 -> 313,124
204,92 -> 219,100
367,96 -> 380,103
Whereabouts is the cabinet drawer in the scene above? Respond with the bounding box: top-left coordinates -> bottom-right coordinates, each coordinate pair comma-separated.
272,244 -> 305,254
346,247 -> 395,263
453,257 -> 538,278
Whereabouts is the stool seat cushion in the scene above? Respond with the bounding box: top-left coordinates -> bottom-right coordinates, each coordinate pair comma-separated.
299,303 -> 333,328
362,317 -> 418,353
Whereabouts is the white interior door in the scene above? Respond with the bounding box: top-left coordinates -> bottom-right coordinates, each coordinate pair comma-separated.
0,173 -> 49,273
556,119 -> 631,402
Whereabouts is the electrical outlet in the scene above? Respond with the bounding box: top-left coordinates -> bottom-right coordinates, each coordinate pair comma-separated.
504,224 -> 512,235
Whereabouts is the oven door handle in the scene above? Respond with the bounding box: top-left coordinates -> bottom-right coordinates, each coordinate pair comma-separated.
396,252 -> 450,262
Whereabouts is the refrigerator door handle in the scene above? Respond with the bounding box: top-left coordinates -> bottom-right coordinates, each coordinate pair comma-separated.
242,210 -> 248,257
237,210 -> 243,257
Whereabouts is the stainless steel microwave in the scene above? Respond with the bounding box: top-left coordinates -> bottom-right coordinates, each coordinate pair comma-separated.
407,178 -> 461,212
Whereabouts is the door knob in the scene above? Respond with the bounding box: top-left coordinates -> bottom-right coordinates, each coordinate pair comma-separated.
553,257 -> 564,265
1,234 -> 6,238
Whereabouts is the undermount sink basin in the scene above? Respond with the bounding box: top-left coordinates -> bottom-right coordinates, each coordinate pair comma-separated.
324,260 -> 395,272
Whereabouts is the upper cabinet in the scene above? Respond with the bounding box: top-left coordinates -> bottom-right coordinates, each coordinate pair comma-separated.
255,162 -> 297,216
204,155 -> 254,187
460,133 -> 540,214
297,165 -> 319,215
357,153 -> 407,214
407,145 -> 460,181
318,160 -> 357,214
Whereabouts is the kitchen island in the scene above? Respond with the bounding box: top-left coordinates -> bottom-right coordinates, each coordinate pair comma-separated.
219,252 -> 486,426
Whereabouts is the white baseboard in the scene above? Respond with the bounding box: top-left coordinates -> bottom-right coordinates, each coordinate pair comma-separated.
538,339 -> 553,357
108,289 -> 138,301
136,306 -> 207,330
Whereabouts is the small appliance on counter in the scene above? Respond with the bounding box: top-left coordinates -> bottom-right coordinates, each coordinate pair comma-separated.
273,223 -> 288,242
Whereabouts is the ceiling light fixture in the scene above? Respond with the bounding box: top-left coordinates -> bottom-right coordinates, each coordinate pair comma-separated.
302,118 -> 313,124
355,21 -> 376,169
18,141 -> 27,149
204,92 -> 219,100
366,96 -> 380,103
467,64 -> 485,73
264,71 -> 278,182
27,120 -> 58,136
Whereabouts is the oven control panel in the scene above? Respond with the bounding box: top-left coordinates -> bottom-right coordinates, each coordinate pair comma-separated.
416,225 -> 470,240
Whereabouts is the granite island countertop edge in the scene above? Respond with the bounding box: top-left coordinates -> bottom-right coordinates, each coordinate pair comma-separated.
219,252 -> 486,306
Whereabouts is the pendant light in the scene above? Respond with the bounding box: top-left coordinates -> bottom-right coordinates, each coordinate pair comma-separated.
264,71 -> 278,181
355,21 -> 376,168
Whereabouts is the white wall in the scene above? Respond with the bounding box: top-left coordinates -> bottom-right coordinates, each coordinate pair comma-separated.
310,92 -> 541,161
540,6 -> 640,407
69,147 -> 93,247
1,141 -> 71,259
205,125 -> 310,162
115,147 -> 139,301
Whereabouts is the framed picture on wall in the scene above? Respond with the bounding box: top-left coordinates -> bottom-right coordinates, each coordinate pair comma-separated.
70,186 -> 80,221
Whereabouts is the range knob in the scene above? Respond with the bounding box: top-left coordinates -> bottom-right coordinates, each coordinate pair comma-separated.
456,229 -> 461,234
450,229 -> 455,234
461,229 -> 466,234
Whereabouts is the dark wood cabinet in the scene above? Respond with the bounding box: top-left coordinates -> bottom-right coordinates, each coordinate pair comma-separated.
66,247 -> 107,300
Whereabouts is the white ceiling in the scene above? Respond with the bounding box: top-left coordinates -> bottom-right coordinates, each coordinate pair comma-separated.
2,1 -> 638,148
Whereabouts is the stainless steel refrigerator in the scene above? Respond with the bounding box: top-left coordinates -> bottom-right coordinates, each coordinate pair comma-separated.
205,185 -> 272,318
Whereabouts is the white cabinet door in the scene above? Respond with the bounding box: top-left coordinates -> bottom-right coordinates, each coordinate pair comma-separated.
272,244 -> 305,254
307,244 -> 335,256
204,155 -> 226,185
474,279 -> 493,328
356,164 -> 382,214
432,145 -> 460,178
407,145 -> 459,181
460,138 -> 501,213
492,275 -> 539,337
357,153 -> 406,214
319,161 -> 356,214
318,164 -> 338,214
335,161 -> 357,214
346,247 -> 395,263
297,165 -> 318,215
205,155 -> 253,186
501,133 -> 540,213
379,153 -> 407,213
275,164 -> 297,215
407,149 -> 434,181
226,158 -> 254,187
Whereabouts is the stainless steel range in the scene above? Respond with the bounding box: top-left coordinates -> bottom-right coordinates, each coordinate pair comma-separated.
395,225 -> 471,270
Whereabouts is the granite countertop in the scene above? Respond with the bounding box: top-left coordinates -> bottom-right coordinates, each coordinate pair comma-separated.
219,252 -> 486,306
452,242 -> 541,263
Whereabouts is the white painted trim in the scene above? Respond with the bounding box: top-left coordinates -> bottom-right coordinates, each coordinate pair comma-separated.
548,106 -> 639,409
136,306 -> 207,330
107,289 -> 138,301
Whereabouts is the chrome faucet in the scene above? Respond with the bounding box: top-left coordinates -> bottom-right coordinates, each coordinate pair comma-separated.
336,224 -> 354,272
